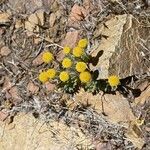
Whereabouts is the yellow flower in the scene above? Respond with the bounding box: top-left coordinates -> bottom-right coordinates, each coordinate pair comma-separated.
46,69 -> 56,79
63,46 -> 71,54
73,47 -> 84,57
76,62 -> 87,72
38,71 -> 48,83
79,71 -> 91,83
42,51 -> 54,63
59,71 -> 69,82
108,75 -> 120,87
62,58 -> 72,68
78,38 -> 88,48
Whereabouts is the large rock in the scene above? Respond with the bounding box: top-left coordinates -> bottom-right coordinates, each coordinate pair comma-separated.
8,0 -> 43,14
0,113 -> 93,150
90,14 -> 150,79
74,89 -> 136,125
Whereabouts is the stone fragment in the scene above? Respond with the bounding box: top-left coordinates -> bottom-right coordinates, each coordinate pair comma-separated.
69,4 -> 85,22
134,85 -> 150,105
8,0 -> 43,14
15,19 -> 23,29
32,52 -> 44,66
36,10 -> 45,26
0,46 -> 11,56
27,81 -> 39,94
0,111 -> 9,121
45,82 -> 56,92
28,13 -> 39,25
125,131 -> 145,149
9,86 -> 22,105
26,10 -> 45,32
25,21 -> 36,32
0,28 -> 5,35
34,37 -> 42,44
61,30 -> 80,48
2,77 -> 12,91
0,12 -> 10,24
95,142 -> 112,150
49,13 -> 56,27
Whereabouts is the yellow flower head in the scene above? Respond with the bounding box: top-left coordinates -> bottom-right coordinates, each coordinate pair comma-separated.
63,46 -> 71,54
73,47 -> 84,57
59,71 -> 69,82
76,62 -> 87,72
108,75 -> 120,87
79,71 -> 91,83
38,71 -> 48,83
46,69 -> 56,79
62,58 -> 72,68
42,51 -> 54,63
78,38 -> 88,48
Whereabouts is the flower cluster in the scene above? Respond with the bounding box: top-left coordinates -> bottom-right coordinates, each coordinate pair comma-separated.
38,38 -> 120,94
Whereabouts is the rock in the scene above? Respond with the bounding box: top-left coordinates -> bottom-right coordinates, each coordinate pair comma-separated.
0,46 -> 11,56
32,51 -> 44,66
0,28 -> 5,35
58,30 -> 80,61
74,89 -> 136,125
34,37 -> 42,44
2,77 -> 13,91
49,13 -> 56,27
51,0 -> 59,12
134,85 -> 150,105
28,13 -> 39,25
0,12 -> 11,25
137,80 -> 149,91
28,10 -> 45,26
95,142 -> 112,150
0,113 -> 93,150
74,89 -> 146,148
25,21 -> 36,32
36,10 -> 45,26
125,130 -> 145,149
43,0 -> 55,10
68,4 -> 85,22
61,30 -> 80,48
67,4 -> 86,28
45,82 -> 56,92
83,0 -> 94,10
55,10 -> 63,20
0,111 -> 9,121
26,10 -> 45,32
9,86 -> 22,105
90,14 -> 150,78
0,40 -> 5,49
109,15 -> 150,78
15,19 -> 23,29
8,0 -> 43,14
90,14 -> 127,79
27,81 -> 39,94
0,76 -> 5,85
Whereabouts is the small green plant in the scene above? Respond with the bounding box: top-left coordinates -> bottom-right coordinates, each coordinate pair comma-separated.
38,39 -> 120,94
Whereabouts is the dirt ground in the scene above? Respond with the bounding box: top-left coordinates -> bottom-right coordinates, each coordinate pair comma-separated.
0,0 -> 150,150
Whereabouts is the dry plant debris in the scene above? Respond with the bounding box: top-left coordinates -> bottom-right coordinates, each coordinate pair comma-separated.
0,0 -> 149,150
